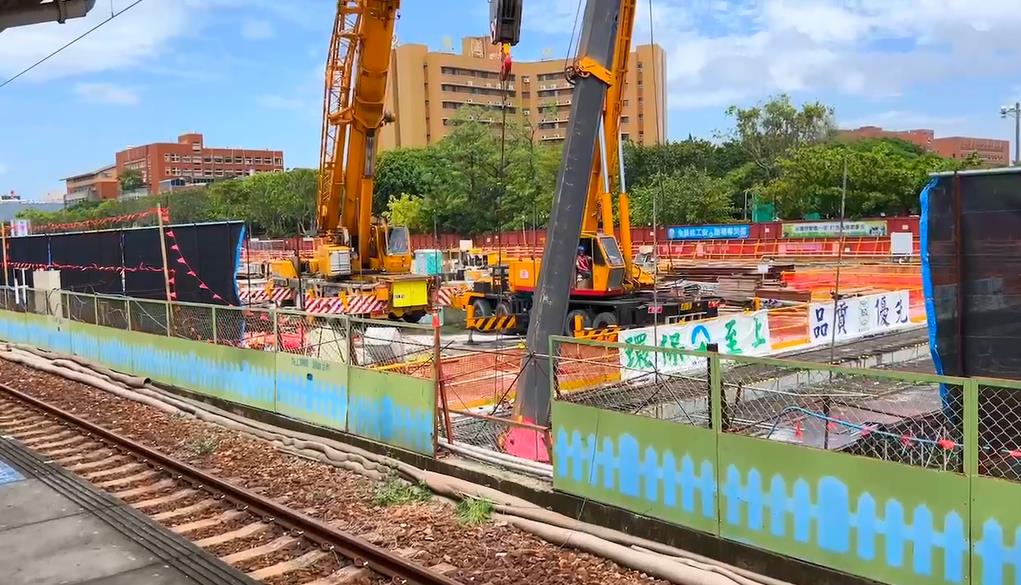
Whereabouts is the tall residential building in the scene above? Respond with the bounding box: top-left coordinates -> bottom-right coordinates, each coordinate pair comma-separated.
381,36 -> 666,150
115,133 -> 284,195
841,126 -> 1010,166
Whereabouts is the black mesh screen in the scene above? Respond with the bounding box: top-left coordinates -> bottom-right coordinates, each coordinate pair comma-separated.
4,222 -> 243,305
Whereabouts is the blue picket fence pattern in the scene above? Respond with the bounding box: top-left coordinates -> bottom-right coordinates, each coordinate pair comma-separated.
555,428 -> 717,520
722,465 -> 968,582
0,307 -> 434,455
974,519 -> 1021,585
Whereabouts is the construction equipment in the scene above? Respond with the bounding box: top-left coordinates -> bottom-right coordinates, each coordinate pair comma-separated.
457,0 -> 717,340
489,0 -> 710,426
268,1 -> 432,320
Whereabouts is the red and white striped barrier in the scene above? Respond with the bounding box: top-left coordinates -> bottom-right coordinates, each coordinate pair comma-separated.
433,286 -> 464,307
304,295 -> 387,315
239,288 -> 294,304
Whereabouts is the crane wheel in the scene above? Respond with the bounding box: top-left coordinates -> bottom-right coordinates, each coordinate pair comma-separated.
592,312 -> 618,329
472,299 -> 493,317
564,309 -> 593,335
402,311 -> 427,323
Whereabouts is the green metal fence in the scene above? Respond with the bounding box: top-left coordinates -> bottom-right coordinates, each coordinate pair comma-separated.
549,335 -> 1021,585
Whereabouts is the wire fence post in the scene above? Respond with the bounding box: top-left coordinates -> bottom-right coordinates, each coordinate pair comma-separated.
964,379 -> 979,477
707,343 -> 723,431
92,294 -> 99,326
271,306 -> 278,351
211,305 -> 217,345
432,310 -> 453,448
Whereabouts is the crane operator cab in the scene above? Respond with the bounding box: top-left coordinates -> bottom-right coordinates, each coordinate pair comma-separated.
576,234 -> 626,293
367,223 -> 412,273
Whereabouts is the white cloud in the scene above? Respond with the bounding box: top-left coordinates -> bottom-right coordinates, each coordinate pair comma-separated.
73,82 -> 140,105
0,2 -> 195,81
520,0 -> 1021,113
258,95 -> 304,110
241,18 -> 274,40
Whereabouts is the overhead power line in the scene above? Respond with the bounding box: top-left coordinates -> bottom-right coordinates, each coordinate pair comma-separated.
0,0 -> 147,89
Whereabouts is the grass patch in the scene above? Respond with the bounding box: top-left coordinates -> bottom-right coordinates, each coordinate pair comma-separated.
456,496 -> 493,526
372,478 -> 432,507
186,435 -> 219,457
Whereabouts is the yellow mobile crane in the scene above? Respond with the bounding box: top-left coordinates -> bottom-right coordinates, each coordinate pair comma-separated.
456,0 -> 717,335
270,1 -> 432,321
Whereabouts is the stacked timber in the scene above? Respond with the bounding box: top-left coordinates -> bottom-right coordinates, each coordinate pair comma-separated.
715,275 -> 766,302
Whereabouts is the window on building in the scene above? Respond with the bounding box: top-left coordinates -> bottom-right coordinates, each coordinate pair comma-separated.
213,156 -> 223,163
204,169 -> 213,177
522,75 -> 530,83
215,170 -> 224,177
623,100 -> 630,107
621,116 -> 630,124
165,169 -> 171,176
192,143 -> 201,152
245,157 -> 253,165
274,157 -> 282,165
203,156 -> 212,163
622,134 -> 631,142
164,153 -> 170,162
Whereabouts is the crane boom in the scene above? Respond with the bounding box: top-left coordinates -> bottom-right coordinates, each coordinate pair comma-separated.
511,0 -> 623,426
317,0 -> 400,269
582,0 -> 636,277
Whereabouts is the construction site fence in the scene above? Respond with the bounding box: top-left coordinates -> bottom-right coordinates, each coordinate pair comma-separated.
409,237 -> 919,263
550,335 -> 1021,585
411,216 -> 921,250
0,286 -> 537,462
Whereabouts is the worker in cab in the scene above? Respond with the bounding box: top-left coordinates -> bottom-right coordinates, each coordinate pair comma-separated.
575,245 -> 592,289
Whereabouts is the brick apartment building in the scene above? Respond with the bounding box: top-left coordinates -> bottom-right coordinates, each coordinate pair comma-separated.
63,164 -> 119,205
841,126 -> 1010,166
115,133 -> 284,195
381,36 -> 666,149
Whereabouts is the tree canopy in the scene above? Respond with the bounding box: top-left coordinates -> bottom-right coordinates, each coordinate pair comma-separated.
25,95 -> 991,238
20,168 -> 316,238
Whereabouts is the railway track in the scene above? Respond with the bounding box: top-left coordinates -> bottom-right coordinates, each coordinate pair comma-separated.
0,384 -> 462,585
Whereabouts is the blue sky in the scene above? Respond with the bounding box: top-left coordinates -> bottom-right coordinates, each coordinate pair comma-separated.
1,0 -> 1020,200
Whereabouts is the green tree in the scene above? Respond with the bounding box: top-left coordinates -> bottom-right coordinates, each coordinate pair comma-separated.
240,168 -> 317,237
761,140 -> 982,219
119,168 -> 144,192
164,187 -> 214,223
384,193 -> 429,232
724,94 -> 835,182
373,148 -> 436,214
629,169 -> 735,225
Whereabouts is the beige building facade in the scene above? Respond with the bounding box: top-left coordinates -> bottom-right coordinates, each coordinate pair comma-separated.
381,36 -> 666,150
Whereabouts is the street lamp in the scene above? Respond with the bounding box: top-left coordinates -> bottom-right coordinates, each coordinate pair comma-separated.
1001,102 -> 1020,166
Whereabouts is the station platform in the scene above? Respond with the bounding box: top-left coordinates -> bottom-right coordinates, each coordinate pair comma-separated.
0,436 -> 253,585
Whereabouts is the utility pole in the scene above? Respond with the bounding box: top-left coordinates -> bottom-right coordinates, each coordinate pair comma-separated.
1001,102 -> 1020,165
516,0 -> 621,427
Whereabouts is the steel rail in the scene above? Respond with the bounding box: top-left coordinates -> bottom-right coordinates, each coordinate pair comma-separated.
0,383 -> 461,585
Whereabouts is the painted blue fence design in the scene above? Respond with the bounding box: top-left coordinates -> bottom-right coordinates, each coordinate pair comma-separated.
722,466 -> 968,583
348,395 -> 433,454
275,369 -> 348,429
0,305 -> 434,455
975,520 -> 1021,585
555,429 -> 716,520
